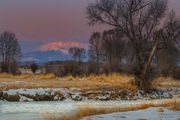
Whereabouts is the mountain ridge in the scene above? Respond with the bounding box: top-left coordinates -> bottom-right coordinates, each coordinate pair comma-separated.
21,50 -> 72,63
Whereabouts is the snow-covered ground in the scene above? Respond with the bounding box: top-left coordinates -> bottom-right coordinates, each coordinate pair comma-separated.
0,99 -> 179,120
83,108 -> 180,120
0,88 -> 180,119
1,88 -> 180,101
0,101 -> 78,120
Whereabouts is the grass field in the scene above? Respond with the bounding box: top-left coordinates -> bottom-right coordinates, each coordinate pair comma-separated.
0,73 -> 179,92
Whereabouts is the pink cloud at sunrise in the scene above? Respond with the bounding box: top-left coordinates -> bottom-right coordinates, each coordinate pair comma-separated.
39,41 -> 88,54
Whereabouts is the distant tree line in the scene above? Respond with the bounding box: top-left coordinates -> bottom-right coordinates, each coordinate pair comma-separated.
0,31 -> 21,74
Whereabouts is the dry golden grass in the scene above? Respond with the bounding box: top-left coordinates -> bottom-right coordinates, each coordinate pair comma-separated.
86,73 -> 133,83
0,73 -> 14,78
0,73 -> 137,92
46,99 -> 180,120
62,75 -> 75,81
0,73 -> 179,92
152,76 -> 180,88
0,73 -> 56,80
60,73 -> 137,93
60,73 -> 133,82
0,73 -> 133,82
1,73 -> 179,87
168,99 -> 180,111
55,75 -> 180,90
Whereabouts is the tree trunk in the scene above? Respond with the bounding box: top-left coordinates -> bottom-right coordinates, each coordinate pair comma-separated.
137,33 -> 159,90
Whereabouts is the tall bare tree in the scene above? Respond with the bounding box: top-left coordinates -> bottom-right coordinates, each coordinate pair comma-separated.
0,31 -> 21,73
88,32 -> 102,70
101,29 -> 126,72
102,29 -> 125,63
69,47 -> 86,62
157,10 -> 180,74
87,0 -> 168,89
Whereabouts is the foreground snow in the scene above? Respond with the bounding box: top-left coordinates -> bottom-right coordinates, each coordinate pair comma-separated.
83,108 -> 180,120
0,99 -> 179,120
1,88 -> 180,101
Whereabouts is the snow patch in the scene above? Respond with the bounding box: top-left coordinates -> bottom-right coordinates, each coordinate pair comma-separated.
19,95 -> 34,102
83,108 -> 180,120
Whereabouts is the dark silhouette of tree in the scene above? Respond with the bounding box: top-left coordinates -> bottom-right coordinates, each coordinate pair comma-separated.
101,29 -> 126,72
87,0 -> 168,89
30,63 -> 38,74
69,47 -> 86,62
102,30 -> 125,63
0,31 -> 21,73
88,32 -> 103,72
157,10 -> 180,75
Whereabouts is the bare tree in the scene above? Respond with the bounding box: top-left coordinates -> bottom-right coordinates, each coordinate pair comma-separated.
88,32 -> 103,72
30,63 -> 38,74
102,29 -> 125,63
69,47 -> 86,62
0,31 -> 21,73
157,10 -> 180,74
101,29 -> 126,72
87,0 -> 168,89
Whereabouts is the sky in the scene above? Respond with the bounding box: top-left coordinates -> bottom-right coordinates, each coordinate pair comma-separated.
0,0 -> 180,53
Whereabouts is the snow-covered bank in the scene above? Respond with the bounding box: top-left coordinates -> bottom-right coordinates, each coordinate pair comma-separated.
1,88 -> 180,101
83,108 -> 180,120
0,99 -> 179,120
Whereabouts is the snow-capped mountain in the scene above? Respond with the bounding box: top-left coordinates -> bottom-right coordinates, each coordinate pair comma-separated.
21,50 -> 72,63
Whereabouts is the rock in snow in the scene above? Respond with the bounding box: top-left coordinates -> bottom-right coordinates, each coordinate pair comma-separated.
19,95 -> 34,102
134,90 -> 144,99
71,93 -> 82,101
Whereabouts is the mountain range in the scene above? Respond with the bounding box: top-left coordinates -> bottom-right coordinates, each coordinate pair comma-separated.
21,50 -> 72,63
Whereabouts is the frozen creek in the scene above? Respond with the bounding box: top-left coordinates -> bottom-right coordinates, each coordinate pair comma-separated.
0,99 -> 180,120
83,108 -> 180,120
